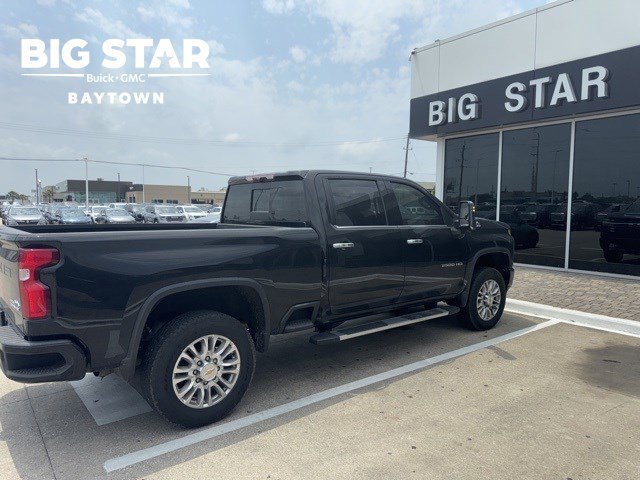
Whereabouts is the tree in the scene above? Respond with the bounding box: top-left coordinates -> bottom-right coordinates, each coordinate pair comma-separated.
6,191 -> 23,201
41,186 -> 56,203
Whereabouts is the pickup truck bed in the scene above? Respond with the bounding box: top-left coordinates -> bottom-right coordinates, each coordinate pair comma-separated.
0,170 -> 513,427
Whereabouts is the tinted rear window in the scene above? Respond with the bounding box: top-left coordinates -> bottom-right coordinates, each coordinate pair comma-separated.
222,180 -> 308,226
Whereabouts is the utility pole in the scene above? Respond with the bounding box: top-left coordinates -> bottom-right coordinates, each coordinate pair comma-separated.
34,169 -> 39,205
403,133 -> 410,178
142,165 -> 146,203
187,175 -> 191,203
117,172 -> 121,202
83,156 -> 89,211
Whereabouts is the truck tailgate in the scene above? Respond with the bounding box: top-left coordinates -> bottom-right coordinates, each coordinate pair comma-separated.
0,237 -> 23,329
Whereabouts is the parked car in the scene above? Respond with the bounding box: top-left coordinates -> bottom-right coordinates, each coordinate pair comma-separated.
0,171 -> 514,427
49,206 -> 81,224
108,203 -> 129,209
176,205 -> 208,221
142,205 -> 187,223
595,203 -> 628,231
95,208 -> 136,224
87,205 -> 106,223
500,205 -> 539,249
55,208 -> 92,225
520,203 -> 560,228
188,212 -> 221,223
3,206 -> 46,226
599,198 -> 640,262
550,201 -> 599,230
124,204 -> 146,222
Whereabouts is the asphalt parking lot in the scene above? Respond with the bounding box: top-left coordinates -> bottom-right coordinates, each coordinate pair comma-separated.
0,308 -> 639,479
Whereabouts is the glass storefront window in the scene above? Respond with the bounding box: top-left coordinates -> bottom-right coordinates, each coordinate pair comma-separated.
570,114 -> 640,276
500,124 -> 571,267
444,133 -> 499,218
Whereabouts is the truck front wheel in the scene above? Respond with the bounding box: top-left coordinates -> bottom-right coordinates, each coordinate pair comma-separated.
140,310 -> 256,427
460,267 -> 506,331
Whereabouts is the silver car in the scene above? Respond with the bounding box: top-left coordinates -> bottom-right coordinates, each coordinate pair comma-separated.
4,206 -> 47,226
96,208 -> 136,224
176,205 -> 208,221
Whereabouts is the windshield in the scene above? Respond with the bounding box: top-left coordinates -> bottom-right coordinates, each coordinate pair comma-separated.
156,207 -> 179,214
10,207 -> 40,215
626,198 -> 640,214
107,209 -> 129,216
61,210 -> 84,217
183,206 -> 202,213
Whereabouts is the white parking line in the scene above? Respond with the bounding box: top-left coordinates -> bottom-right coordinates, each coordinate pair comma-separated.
103,319 -> 560,473
71,374 -> 152,426
506,299 -> 640,338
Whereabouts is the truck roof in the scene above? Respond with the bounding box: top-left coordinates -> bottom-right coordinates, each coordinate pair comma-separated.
228,170 -> 410,186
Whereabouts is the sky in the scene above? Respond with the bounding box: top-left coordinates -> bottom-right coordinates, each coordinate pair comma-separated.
0,0 -> 549,195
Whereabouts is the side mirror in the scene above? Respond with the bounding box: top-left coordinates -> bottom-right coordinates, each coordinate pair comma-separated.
458,201 -> 475,229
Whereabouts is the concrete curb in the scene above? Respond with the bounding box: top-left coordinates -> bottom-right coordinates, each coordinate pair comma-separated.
506,298 -> 640,338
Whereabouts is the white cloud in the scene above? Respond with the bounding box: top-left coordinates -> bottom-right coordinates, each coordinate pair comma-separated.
289,45 -> 306,63
222,133 -> 242,142
262,0 -> 296,14
1,23 -> 39,39
75,7 -> 139,38
137,1 -> 194,29
36,0 -> 57,6
286,80 -> 304,92
264,0 -> 429,64
208,39 -> 226,56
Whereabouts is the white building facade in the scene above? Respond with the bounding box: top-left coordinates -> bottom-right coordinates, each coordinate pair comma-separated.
410,0 -> 640,278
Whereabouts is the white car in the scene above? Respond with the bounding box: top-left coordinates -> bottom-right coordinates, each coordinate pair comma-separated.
176,205 -> 208,221
88,205 -> 107,223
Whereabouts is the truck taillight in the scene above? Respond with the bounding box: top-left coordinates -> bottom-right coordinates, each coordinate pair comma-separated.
18,248 -> 59,320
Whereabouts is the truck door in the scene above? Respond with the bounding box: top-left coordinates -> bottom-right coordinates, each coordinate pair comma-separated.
319,176 -> 405,315
385,180 -> 468,302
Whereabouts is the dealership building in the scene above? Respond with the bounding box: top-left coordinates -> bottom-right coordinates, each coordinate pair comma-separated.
410,0 -> 640,278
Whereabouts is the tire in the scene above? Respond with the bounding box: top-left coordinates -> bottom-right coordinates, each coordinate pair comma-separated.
460,267 -> 506,331
603,250 -> 624,263
140,310 -> 256,428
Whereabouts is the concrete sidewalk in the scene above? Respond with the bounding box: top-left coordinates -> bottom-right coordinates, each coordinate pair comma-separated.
509,266 -> 640,322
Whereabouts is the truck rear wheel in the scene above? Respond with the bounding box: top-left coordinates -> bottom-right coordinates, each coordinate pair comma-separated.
140,310 -> 255,427
460,267 -> 506,331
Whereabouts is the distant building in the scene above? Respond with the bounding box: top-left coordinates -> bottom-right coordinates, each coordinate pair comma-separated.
53,178 -> 133,204
191,188 -> 226,205
126,184 -> 191,204
418,181 -> 436,195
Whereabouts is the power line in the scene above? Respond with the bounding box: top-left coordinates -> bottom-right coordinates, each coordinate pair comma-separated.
0,156 -> 235,177
0,122 -> 406,148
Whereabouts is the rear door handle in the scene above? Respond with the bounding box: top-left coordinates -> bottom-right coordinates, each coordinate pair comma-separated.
406,239 -> 423,245
333,242 -> 355,249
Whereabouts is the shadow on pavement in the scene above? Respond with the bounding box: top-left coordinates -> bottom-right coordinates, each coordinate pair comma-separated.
0,312 -> 539,479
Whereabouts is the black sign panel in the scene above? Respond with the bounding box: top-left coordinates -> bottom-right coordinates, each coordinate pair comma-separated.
409,45 -> 640,138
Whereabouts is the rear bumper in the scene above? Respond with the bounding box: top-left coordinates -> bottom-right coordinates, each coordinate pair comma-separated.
0,324 -> 86,383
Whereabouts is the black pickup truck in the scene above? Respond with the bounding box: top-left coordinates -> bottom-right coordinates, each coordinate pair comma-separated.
0,171 -> 514,427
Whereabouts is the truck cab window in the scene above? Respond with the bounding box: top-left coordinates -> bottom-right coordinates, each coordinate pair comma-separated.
223,180 -> 307,225
390,182 -> 443,226
328,179 -> 386,226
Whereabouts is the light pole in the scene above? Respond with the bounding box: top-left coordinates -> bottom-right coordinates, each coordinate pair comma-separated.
142,165 -> 146,203
34,169 -> 39,205
117,172 -> 121,202
187,176 -> 191,203
83,156 -> 89,211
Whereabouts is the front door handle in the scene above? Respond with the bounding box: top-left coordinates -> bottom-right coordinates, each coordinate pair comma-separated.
406,238 -> 423,245
333,242 -> 355,249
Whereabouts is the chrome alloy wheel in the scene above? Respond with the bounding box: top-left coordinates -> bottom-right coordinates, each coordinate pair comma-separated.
172,335 -> 241,409
476,279 -> 502,321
